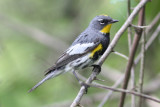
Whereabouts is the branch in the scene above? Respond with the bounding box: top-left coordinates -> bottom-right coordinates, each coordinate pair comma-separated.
99,25 -> 160,107
138,31 -> 146,107
131,24 -> 149,29
47,74 -> 160,107
46,92 -> 107,107
145,12 -> 160,34
127,1 -> 136,106
113,51 -> 129,60
98,75 -> 125,107
71,0 -> 149,106
130,67 -> 136,107
88,83 -> 160,104
119,0 -> 146,106
127,0 -> 132,53
130,11 -> 160,107
135,24 -> 160,65
75,72 -> 105,86
146,96 -> 160,107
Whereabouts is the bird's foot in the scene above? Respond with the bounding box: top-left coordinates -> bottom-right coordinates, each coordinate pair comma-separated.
72,70 -> 81,82
92,64 -> 101,73
72,70 -> 89,93
79,81 -> 90,94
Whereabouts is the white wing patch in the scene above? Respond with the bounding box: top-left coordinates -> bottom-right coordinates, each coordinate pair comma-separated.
66,43 -> 94,55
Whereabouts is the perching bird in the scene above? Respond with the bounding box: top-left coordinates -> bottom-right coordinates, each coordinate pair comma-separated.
29,15 -> 118,92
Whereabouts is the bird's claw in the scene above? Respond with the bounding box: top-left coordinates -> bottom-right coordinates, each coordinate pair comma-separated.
80,81 -> 90,94
92,64 -> 101,73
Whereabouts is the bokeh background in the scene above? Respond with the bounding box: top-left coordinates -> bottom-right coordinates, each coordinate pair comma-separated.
0,0 -> 160,107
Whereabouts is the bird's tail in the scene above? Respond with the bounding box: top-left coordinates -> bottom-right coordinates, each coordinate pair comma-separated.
28,70 -> 63,92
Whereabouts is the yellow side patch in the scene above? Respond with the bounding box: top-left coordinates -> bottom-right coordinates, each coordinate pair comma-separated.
100,24 -> 112,34
90,44 -> 103,58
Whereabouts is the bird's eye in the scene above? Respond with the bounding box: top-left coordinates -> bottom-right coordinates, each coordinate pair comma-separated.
98,19 -> 105,25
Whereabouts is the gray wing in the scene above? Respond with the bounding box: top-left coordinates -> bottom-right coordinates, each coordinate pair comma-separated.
45,41 -> 100,75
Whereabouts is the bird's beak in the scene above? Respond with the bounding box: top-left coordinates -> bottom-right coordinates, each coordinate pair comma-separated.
110,19 -> 119,23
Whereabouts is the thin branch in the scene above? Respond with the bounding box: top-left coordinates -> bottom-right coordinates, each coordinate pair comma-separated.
113,51 -> 129,60
48,74 -> 160,107
127,1 -> 136,107
145,12 -> 160,34
146,96 -> 160,107
71,0 -> 149,106
98,25 -> 160,107
98,75 -> 125,107
131,67 -> 136,107
131,24 -> 149,29
138,5 -> 146,107
46,92 -> 108,107
138,31 -> 146,107
127,0 -> 132,53
127,0 -> 131,16
119,0 -> 146,106
145,25 -> 160,50
135,24 -> 160,65
75,72 -> 105,86
88,83 -> 160,104
131,11 -> 160,107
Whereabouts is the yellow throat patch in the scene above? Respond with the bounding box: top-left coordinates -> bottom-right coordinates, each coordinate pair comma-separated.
90,44 -> 103,58
100,24 -> 112,34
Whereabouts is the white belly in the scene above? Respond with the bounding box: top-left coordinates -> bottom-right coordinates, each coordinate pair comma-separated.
64,53 -> 93,71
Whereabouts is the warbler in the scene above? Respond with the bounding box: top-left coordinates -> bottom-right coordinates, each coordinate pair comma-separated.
29,15 -> 118,92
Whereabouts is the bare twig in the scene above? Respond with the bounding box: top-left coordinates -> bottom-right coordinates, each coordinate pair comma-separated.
98,25 -> 160,107
127,0 -> 136,107
127,0 -> 132,52
119,0 -> 146,106
75,72 -> 105,86
48,74 -> 160,107
146,96 -> 160,107
71,0 -> 149,106
131,24 -> 149,29
88,83 -> 160,104
131,11 -> 160,107
98,75 -> 125,107
145,12 -> 160,34
135,25 -> 160,65
138,31 -> 146,107
127,0 -> 131,16
113,51 -> 129,60
45,92 -> 108,107
131,67 -> 136,107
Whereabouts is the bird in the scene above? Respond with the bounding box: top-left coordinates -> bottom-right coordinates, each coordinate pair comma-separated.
29,15 -> 118,92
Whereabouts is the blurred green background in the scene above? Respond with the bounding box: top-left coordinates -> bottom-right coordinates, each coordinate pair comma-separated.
0,0 -> 160,107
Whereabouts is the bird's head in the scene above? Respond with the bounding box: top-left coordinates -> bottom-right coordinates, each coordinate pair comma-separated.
89,15 -> 118,34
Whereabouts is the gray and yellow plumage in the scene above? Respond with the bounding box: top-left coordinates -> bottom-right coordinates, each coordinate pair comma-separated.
29,15 -> 118,92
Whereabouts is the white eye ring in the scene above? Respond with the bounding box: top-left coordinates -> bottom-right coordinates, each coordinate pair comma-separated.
98,19 -> 105,25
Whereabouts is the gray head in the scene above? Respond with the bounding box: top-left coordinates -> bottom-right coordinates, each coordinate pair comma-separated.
89,15 -> 118,34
